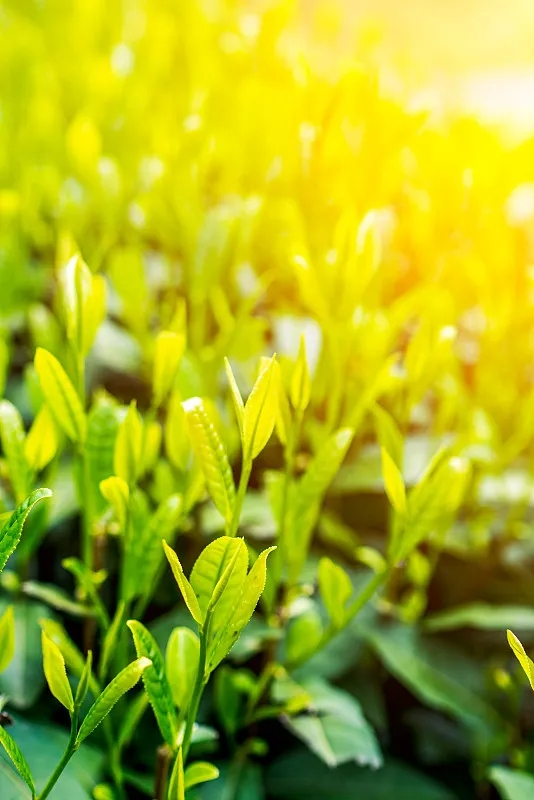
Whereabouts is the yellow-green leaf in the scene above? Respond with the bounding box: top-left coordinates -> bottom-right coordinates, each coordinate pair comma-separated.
42,630 -> 74,713
165,627 -> 200,711
165,391 -> 190,473
100,476 -> 129,530
153,331 -> 185,408
381,447 -> 406,515
182,397 -> 235,523
114,402 -> 143,485
163,540 -> 203,626
243,355 -> 278,460
24,404 -> 59,472
0,606 -> 15,673
0,726 -> 35,796
318,557 -> 353,629
507,629 -> 534,691
34,348 -> 86,443
0,400 -> 31,503
290,335 -> 311,412
59,254 -> 106,355
224,358 -> 244,437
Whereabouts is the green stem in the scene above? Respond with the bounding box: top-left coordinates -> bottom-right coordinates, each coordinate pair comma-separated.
37,711 -> 79,800
182,628 -> 207,762
285,568 -> 392,671
228,457 -> 252,537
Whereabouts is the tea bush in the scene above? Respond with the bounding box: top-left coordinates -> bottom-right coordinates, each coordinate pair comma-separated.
1,1 -> 534,798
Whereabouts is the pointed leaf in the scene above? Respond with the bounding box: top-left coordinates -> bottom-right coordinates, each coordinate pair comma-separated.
184,761 -> 220,790
153,331 -> 185,408
182,397 -> 235,523
165,627 -> 200,711
76,657 -> 151,745
42,631 -> 74,713
243,356 -> 278,459
0,606 -> 15,674
318,558 -> 353,629
224,358 -> 244,437
507,629 -> 534,690
381,447 -> 406,515
290,336 -> 311,412
34,349 -> 86,443
0,489 -> 52,573
127,621 -> 177,747
0,726 -> 35,795
162,541 -> 202,625
24,405 -> 59,473
0,401 -> 31,503
114,402 -> 143,485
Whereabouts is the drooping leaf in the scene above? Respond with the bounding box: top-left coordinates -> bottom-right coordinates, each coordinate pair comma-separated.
127,621 -> 177,747
76,657 -> 151,745
182,397 -> 235,523
34,349 -> 86,443
165,627 -> 200,712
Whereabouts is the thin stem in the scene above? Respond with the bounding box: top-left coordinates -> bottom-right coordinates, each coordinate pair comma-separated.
285,568 -> 392,672
182,628 -> 207,763
228,457 -> 252,537
154,744 -> 172,800
37,710 -> 78,800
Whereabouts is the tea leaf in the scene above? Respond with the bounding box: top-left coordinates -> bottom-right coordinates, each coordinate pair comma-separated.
0,726 -> 35,796
42,630 -> 74,713
162,540 -> 203,626
165,391 -> 190,473
24,404 -> 59,473
290,336 -> 311,412
507,629 -> 534,691
76,657 -> 151,745
224,358 -> 245,437
100,476 -> 129,530
0,606 -> 15,674
74,650 -> 93,709
127,620 -> 177,747
318,558 -> 353,629
114,402 -> 143,485
168,748 -> 185,800
190,536 -> 248,623
0,400 -> 31,503
165,627 -> 200,711
184,761 -> 220,790
34,348 -> 86,443
381,447 -> 406,515
243,355 -> 278,459
153,331 -> 185,408
0,488 -> 52,573
59,254 -> 106,355
182,397 -> 235,523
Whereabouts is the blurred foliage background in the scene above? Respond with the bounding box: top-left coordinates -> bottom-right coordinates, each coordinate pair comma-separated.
4,0 -> 534,798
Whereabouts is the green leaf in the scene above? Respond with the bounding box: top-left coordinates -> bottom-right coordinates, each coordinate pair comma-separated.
507,629 -> 534,690
153,331 -> 185,408
0,726 -> 35,796
127,620 -> 177,748
489,765 -> 534,800
0,400 -> 31,503
21,582 -> 91,618
42,631 -> 74,713
267,752 -> 455,800
122,494 -> 182,604
208,545 -> 276,671
39,619 -> 100,699
165,627 -> 200,711
318,558 -> 353,629
290,336 -> 311,412
168,748 -> 185,800
162,541 -> 203,626
381,447 -> 406,515
99,602 -> 127,682
0,489 -> 52,574
224,358 -> 245,437
184,761 -> 220,790
85,400 -> 121,521
285,606 -> 323,666
76,657 -> 151,745
425,604 -> 534,633
34,349 -> 86,443
24,405 -> 59,473
165,391 -> 190,473
59,255 -> 106,355
243,355 -> 278,459
365,623 -> 501,733
282,678 -> 382,769
182,397 -> 235,523
114,402 -> 143,486
0,606 -> 15,674
75,651 -> 93,709
190,536 -> 248,623
99,476 -> 129,530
